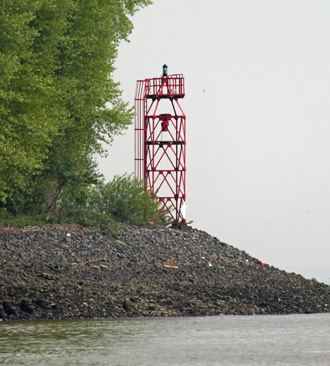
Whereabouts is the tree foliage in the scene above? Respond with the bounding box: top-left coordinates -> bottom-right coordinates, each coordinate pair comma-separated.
0,174 -> 173,229
0,0 -> 151,205
89,174 -> 172,225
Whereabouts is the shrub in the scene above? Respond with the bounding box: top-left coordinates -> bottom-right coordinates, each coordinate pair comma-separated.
90,174 -> 172,225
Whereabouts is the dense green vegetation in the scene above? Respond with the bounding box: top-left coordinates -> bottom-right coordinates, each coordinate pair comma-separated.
0,174 -> 172,229
0,0 -> 173,228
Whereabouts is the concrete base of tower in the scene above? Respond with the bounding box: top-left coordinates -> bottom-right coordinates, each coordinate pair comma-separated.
171,222 -> 192,232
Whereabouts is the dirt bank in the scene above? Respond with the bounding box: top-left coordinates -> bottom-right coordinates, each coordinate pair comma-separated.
0,224 -> 329,320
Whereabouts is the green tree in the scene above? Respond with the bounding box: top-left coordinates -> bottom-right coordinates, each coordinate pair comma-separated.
0,0 -> 61,201
90,174 -> 172,225
0,0 -> 151,207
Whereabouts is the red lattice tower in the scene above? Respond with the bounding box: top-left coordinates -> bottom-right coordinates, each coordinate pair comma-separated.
135,65 -> 187,223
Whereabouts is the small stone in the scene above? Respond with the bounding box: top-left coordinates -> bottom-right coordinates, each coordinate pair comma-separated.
123,300 -> 131,311
36,299 -> 51,309
0,306 -> 6,320
2,300 -> 17,316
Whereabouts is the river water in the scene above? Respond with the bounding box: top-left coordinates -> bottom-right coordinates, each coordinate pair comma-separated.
0,313 -> 329,365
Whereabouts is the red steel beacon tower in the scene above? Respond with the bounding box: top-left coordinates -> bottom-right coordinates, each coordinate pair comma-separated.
135,65 -> 187,225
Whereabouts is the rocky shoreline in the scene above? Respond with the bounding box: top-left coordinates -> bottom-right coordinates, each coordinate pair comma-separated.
0,224 -> 329,320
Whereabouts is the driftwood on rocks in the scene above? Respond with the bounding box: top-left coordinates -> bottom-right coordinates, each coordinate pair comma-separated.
0,224 -> 329,320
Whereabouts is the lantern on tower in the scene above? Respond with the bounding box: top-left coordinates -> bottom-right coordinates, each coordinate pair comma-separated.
134,65 -> 187,224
